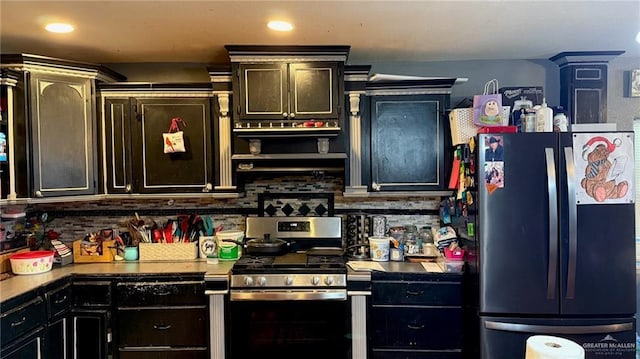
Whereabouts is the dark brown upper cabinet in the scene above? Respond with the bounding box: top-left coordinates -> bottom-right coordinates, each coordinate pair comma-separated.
226,45 -> 349,138
550,51 -> 624,125
236,62 -> 340,121
100,83 -> 215,194
0,54 -> 125,198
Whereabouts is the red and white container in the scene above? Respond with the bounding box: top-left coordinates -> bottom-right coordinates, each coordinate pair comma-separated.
10,250 -> 54,275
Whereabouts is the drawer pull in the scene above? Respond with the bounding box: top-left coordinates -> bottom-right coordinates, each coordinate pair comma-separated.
407,323 -> 425,330
11,317 -> 27,327
405,290 -> 423,296
54,295 -> 68,304
153,324 -> 172,330
157,290 -> 172,296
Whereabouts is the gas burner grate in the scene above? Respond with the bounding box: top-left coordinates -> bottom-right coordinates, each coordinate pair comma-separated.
307,255 -> 346,267
234,256 -> 275,268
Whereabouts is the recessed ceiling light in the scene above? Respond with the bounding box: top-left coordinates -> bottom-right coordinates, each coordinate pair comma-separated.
268,21 -> 293,32
45,23 -> 74,33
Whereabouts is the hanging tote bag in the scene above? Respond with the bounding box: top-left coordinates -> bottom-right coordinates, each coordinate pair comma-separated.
473,79 -> 505,127
162,117 -> 187,153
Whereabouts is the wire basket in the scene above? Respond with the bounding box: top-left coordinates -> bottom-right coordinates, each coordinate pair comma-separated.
449,106 -> 511,145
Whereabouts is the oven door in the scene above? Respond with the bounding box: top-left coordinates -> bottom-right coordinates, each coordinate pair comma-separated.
228,292 -> 351,359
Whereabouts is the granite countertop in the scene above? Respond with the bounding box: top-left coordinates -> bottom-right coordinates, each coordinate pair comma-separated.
1,258 -> 459,303
0,259 -> 235,302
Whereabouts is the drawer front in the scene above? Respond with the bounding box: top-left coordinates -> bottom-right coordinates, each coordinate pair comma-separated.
371,349 -> 462,359
116,281 -> 205,307
45,283 -> 72,319
72,281 -> 112,307
372,281 -> 461,306
0,297 -> 46,346
371,307 -> 462,350
118,348 -> 208,359
118,307 -> 207,346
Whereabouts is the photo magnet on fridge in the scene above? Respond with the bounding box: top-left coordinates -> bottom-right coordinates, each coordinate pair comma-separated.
573,132 -> 634,205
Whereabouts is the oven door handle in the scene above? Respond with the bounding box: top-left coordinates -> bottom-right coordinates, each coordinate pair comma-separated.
230,289 -> 347,301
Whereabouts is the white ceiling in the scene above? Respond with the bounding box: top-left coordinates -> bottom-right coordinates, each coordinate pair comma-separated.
1,0 -> 639,65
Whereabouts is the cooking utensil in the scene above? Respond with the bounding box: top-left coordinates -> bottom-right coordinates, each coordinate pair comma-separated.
243,234 -> 291,255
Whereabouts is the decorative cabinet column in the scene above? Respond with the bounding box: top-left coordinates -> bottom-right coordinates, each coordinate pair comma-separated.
209,66 -> 236,192
550,51 -> 624,124
0,70 -> 22,200
344,65 -> 371,195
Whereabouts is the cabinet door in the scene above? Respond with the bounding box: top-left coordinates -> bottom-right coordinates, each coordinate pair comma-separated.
133,98 -> 213,193
560,64 -> 608,124
29,74 -> 96,197
0,328 -> 44,359
370,95 -> 445,191
46,316 -> 70,359
289,62 -> 339,120
237,63 -> 288,120
103,98 -> 133,194
71,309 -> 110,359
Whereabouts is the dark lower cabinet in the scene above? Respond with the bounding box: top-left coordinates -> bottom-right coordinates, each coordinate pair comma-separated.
118,349 -> 209,359
370,272 -> 463,359
44,280 -> 72,359
46,316 -> 70,359
71,280 -> 113,359
115,277 -> 208,359
0,291 -> 46,359
72,309 -> 111,359
0,328 -> 44,359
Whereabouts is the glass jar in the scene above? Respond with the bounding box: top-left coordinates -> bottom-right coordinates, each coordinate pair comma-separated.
419,226 -> 434,245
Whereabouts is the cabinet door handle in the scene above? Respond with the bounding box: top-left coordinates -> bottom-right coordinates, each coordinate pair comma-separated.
282,112 -> 288,118
289,112 -> 295,119
153,324 -> 172,330
11,317 -> 27,327
54,295 -> 68,304
405,290 -> 423,296
407,323 -> 425,330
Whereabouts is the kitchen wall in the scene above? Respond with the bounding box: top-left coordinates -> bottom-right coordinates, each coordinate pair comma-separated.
109,54 -> 640,130
34,54 -> 634,243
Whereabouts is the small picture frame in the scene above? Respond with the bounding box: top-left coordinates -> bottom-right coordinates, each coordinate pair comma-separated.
626,69 -> 640,97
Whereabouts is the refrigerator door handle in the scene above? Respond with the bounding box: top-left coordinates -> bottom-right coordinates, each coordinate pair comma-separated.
485,320 -> 633,334
564,146 -> 577,299
544,148 -> 558,300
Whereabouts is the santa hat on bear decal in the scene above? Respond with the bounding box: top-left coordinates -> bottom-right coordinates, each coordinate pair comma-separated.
581,136 -> 621,160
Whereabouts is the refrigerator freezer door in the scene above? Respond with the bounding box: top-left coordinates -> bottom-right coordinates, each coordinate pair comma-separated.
481,316 -> 636,359
479,133 -> 559,315
558,133 -> 636,315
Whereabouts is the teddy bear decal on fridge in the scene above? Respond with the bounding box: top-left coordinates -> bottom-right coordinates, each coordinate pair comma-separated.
573,133 -> 634,204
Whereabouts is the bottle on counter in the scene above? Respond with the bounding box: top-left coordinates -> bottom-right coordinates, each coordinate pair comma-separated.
535,98 -> 553,132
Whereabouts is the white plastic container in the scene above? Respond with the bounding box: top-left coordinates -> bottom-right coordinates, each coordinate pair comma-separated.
535,98 -> 553,132
10,250 -> 54,275
369,236 -> 390,262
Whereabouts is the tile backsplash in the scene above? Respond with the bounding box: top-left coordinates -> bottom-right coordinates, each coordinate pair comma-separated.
14,175 -> 444,243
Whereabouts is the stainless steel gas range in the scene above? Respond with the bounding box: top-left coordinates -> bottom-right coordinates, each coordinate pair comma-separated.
227,215 -> 351,359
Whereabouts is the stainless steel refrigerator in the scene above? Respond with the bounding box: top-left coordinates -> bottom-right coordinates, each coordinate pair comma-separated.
475,132 -> 636,358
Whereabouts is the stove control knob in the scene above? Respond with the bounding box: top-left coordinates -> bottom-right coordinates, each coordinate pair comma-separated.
311,276 -> 321,286
285,276 -> 294,286
258,277 -> 267,287
324,276 -> 335,286
243,276 -> 254,286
